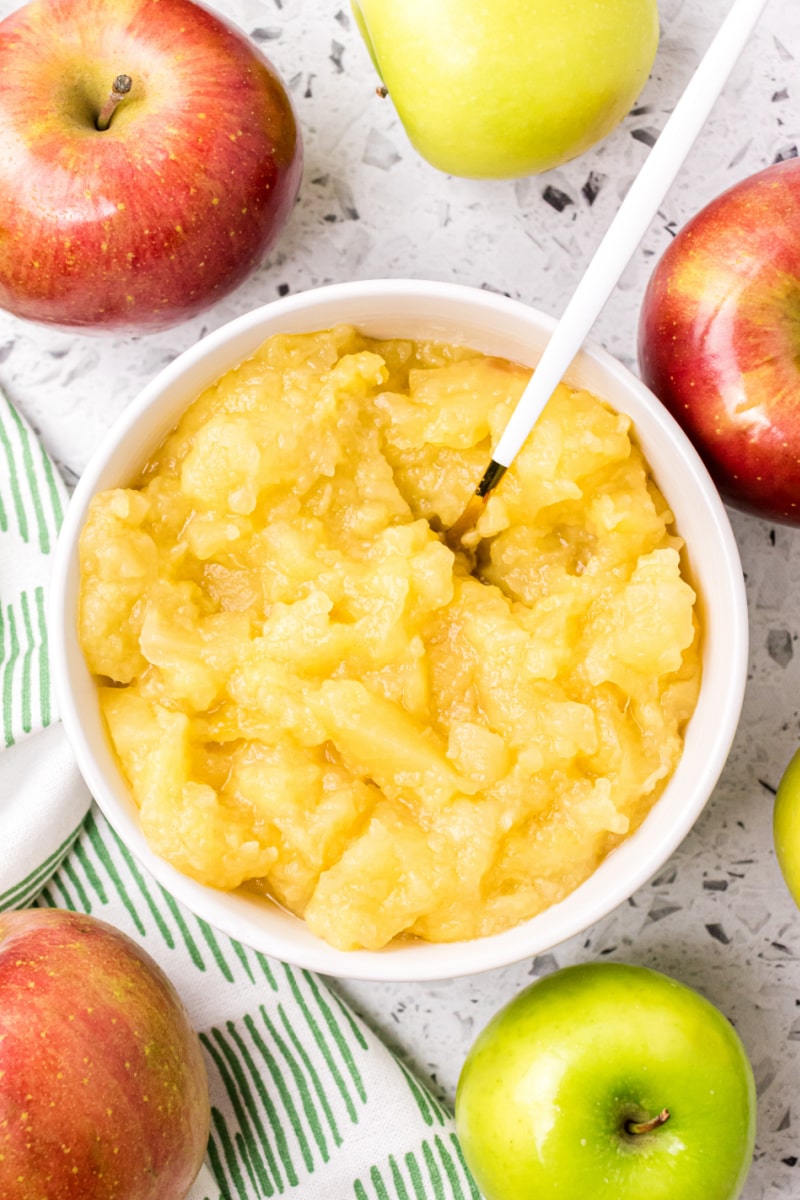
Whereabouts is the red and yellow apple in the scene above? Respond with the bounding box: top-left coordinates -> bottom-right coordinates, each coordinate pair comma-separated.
0,0 -> 303,333
638,158 -> 800,524
0,907 -> 210,1200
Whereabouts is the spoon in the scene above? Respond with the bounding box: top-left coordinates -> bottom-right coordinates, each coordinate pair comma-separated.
446,0 -> 772,550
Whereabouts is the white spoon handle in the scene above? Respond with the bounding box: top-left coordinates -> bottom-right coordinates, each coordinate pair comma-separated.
492,0 -> 771,470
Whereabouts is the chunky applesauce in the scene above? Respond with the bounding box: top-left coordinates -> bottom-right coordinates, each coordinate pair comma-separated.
78,327 -> 701,950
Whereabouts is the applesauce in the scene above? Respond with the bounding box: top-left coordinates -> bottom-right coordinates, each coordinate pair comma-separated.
78,326 -> 701,951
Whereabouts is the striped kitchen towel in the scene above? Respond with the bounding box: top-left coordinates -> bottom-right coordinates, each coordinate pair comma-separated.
0,392 -> 479,1200
0,394 -> 91,909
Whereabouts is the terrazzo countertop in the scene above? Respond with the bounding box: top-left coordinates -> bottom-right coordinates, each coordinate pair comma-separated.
2,0 -> 799,1195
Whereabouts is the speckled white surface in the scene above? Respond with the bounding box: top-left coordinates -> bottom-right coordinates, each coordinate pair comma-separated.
3,0 -> 800,1195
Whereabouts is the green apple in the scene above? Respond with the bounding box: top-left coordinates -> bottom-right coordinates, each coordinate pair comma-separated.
774,745 -> 800,901
455,962 -> 756,1200
352,0 -> 659,179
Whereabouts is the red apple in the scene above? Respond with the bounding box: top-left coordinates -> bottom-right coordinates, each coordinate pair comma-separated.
0,0 -> 303,333
0,908 -> 210,1200
638,157 -> 800,524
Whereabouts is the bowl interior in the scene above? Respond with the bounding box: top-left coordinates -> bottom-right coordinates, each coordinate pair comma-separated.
50,280 -> 748,981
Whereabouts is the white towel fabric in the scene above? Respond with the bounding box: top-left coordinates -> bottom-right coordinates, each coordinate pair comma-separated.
0,393 -> 478,1200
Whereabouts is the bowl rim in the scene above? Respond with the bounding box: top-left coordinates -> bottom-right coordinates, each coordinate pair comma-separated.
50,278 -> 749,982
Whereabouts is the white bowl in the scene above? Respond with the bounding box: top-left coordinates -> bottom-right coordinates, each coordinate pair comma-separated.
50,279 -> 748,982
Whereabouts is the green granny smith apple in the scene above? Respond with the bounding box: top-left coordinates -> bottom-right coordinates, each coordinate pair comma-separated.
352,0 -> 659,178
456,963 -> 756,1200
774,745 -> 800,902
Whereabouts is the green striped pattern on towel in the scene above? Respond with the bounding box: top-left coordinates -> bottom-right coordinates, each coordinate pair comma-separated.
0,823 -> 84,912
0,399 -> 66,746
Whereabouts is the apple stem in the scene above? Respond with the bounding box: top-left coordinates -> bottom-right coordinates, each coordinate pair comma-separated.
96,75 -> 133,132
625,1109 -> 671,1136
